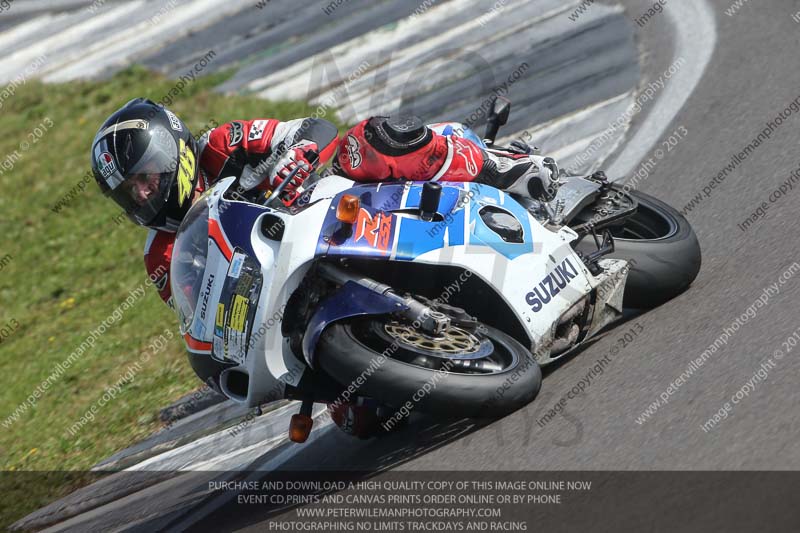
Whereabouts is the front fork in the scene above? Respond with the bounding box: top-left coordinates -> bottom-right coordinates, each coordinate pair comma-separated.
316,262 -> 451,335
287,262 -> 455,443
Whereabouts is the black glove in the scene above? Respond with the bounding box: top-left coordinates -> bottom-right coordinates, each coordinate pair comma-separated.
507,139 -> 537,155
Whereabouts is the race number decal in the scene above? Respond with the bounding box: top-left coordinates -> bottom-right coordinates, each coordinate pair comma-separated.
177,138 -> 196,206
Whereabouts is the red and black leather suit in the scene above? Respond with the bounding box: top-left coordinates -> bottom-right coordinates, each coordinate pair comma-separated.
336,115 -> 557,199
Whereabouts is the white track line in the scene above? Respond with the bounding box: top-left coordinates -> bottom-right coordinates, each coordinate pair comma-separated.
165,412 -> 335,532
605,0 -> 717,180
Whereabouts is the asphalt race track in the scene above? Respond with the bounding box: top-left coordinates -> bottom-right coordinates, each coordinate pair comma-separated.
6,0 -> 800,531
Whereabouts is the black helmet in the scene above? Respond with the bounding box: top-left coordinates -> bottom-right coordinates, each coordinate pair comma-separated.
91,98 -> 199,231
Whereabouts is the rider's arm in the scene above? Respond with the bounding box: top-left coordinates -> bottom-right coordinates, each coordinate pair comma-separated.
198,118 -> 339,190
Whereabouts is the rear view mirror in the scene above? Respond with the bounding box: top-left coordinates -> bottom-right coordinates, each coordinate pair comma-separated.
489,96 -> 511,126
483,97 -> 512,146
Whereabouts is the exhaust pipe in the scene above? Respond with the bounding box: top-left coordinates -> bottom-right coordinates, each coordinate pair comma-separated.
551,298 -> 587,354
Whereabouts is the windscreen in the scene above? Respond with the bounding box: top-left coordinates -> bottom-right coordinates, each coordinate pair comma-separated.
170,196 -> 211,333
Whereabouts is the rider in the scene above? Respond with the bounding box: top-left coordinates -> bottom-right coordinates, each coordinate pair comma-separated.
92,100 -> 561,438
91,98 -> 340,307
92,102 -> 560,308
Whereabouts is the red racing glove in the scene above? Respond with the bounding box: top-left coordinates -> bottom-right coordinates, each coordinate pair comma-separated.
269,141 -> 319,204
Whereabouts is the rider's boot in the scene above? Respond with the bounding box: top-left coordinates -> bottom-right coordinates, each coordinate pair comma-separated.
328,398 -> 395,439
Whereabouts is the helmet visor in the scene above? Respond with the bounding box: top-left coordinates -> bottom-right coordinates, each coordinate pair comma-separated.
96,126 -> 180,226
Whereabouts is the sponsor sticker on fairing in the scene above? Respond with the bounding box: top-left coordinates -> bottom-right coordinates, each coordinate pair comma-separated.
199,274 -> 215,321
213,336 -> 225,360
229,295 -> 249,332
165,109 -> 183,131
211,252 -> 262,365
215,304 -> 225,337
354,208 -> 392,252
228,252 -> 246,279
248,120 -> 268,141
525,257 -> 579,313
98,152 -> 117,179
195,320 -> 207,339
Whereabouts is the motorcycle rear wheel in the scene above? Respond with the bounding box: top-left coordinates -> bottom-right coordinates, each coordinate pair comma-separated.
317,318 -> 541,418
577,190 -> 701,308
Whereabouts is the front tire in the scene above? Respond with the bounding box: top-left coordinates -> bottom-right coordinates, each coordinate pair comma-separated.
317,319 -> 541,419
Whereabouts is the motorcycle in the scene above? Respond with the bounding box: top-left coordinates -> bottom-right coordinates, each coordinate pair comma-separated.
170,99 -> 701,442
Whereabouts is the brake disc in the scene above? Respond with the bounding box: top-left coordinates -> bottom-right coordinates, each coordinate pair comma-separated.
377,321 -> 493,360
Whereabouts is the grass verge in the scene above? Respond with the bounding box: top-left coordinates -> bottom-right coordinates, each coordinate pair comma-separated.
0,65 -> 339,529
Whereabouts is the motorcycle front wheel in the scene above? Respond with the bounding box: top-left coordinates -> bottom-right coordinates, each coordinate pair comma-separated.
317,318 -> 541,418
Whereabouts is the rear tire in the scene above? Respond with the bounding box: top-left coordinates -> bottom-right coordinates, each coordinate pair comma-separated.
577,190 -> 701,308
317,320 -> 541,418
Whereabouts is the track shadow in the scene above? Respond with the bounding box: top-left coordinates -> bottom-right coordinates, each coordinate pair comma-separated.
151,309 -> 647,531
153,414 -> 494,531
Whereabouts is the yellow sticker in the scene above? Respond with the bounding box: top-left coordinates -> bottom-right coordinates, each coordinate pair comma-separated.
230,295 -> 249,332
216,304 -> 225,329
177,138 -> 196,206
